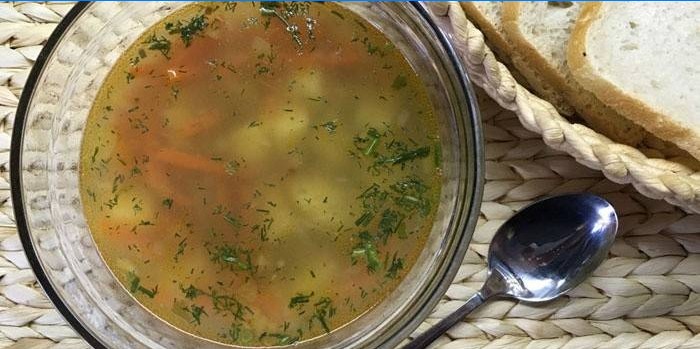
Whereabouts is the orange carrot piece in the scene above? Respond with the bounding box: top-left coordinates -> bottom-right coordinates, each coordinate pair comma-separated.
179,111 -> 223,138
152,148 -> 223,174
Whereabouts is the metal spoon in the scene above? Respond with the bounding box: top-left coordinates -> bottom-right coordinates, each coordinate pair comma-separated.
405,193 -> 618,349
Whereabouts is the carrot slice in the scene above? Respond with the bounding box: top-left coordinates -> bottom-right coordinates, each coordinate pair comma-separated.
152,148 -> 223,174
179,111 -> 223,138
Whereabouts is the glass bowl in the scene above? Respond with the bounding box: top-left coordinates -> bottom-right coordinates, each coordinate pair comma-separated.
11,2 -> 483,348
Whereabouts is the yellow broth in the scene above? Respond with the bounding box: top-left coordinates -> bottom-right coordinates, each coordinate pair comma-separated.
80,3 -> 441,346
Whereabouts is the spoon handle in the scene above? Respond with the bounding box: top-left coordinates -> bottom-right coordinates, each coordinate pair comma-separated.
403,292 -> 486,349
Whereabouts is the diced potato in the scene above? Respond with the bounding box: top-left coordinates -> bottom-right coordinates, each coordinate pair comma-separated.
267,110 -> 310,146
229,124 -> 274,164
293,70 -> 324,97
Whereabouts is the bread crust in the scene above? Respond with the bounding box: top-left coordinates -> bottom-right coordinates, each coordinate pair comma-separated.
502,2 -> 645,146
501,2 -> 575,116
459,2 -> 531,93
460,3 -> 511,64
568,3 -> 700,160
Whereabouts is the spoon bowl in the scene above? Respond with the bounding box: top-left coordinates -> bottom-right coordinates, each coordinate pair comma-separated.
488,193 -> 618,301
405,193 -> 618,349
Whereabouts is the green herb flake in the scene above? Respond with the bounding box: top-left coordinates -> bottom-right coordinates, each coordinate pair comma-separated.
210,244 -> 254,272
256,65 -> 270,75
377,146 -> 430,166
288,292 -> 314,308
351,231 -> 381,273
180,284 -> 201,300
353,128 -> 383,158
260,333 -> 299,346
162,197 -> 173,209
223,212 -> 244,229
391,74 -> 407,90
378,209 -> 404,243
390,176 -> 431,216
209,290 -> 253,321
385,253 -> 404,279
227,323 -> 255,344
174,238 -> 187,262
144,33 -> 171,58
354,211 -> 374,227
90,146 -> 99,164
434,141 -> 442,168
126,271 -> 158,298
183,304 -> 207,325
165,13 -> 209,47
311,297 -> 335,333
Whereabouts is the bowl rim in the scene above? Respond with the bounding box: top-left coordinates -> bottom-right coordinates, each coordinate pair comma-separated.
10,2 -> 484,348
10,2 -> 104,348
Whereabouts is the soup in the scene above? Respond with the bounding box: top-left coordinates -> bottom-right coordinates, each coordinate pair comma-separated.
80,2 -> 441,346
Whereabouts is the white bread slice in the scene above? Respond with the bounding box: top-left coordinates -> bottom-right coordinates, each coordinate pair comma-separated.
568,3 -> 700,160
461,2 -> 574,116
502,2 -> 645,146
460,3 -> 511,66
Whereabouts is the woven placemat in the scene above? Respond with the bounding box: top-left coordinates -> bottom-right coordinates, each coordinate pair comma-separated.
1,3 -> 699,349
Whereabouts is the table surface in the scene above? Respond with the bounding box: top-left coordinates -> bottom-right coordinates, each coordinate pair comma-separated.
1,3 -> 699,349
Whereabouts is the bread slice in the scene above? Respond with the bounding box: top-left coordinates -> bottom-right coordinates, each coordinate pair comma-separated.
502,2 -> 645,146
459,3 -> 511,66
461,2 -> 574,116
568,3 -> 700,160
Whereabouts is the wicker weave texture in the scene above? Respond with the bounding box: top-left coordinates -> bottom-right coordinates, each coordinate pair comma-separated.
1,2 -> 700,349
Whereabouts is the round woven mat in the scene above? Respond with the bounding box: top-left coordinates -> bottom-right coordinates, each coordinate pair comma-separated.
1,3 -> 699,349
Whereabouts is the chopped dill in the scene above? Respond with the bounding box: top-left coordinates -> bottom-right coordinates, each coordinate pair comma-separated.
390,176 -> 431,216
260,333 -> 299,346
311,297 -> 335,333
144,33 -> 171,58
183,304 -> 207,325
376,146 -> 431,166
210,244 -> 254,272
289,292 -> 313,308
165,13 -> 209,47
378,209 -> 404,243
180,284 -> 201,300
126,271 -> 158,298
209,290 -> 253,321
385,253 -> 404,279
223,212 -> 244,229
174,238 -> 187,262
391,74 -> 407,90
351,231 -> 381,272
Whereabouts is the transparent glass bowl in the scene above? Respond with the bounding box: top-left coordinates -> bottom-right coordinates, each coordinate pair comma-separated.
11,2 -> 483,348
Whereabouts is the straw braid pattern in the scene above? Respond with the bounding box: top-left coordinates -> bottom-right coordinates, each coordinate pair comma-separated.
0,2 -> 698,349
430,2 -> 700,215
